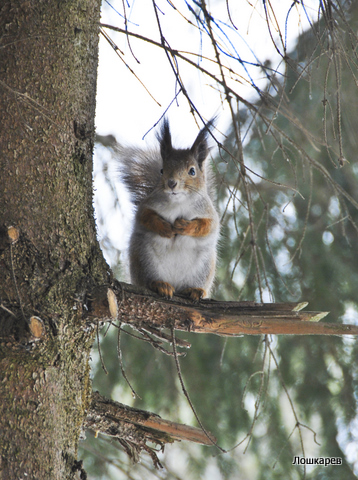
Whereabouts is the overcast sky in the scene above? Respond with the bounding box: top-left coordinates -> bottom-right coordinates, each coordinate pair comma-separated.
95,0 -> 319,147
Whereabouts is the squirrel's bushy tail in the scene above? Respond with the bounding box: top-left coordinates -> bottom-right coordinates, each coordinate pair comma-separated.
115,145 -> 162,206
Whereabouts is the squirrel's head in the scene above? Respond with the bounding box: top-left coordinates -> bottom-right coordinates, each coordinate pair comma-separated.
157,118 -> 215,197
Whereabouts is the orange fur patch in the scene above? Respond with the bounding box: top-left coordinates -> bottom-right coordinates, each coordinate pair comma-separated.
150,280 -> 175,298
140,208 -> 174,238
181,287 -> 206,301
173,218 -> 212,237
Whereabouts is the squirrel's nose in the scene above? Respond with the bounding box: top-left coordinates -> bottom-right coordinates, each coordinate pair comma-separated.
168,179 -> 177,190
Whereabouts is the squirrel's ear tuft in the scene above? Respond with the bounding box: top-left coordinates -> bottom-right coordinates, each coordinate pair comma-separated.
157,118 -> 172,161
191,117 -> 216,167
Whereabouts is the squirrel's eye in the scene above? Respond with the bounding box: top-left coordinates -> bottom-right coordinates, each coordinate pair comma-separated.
188,167 -> 196,176
160,168 -> 163,175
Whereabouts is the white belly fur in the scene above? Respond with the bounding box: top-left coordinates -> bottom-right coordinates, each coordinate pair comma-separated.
130,191 -> 219,293
131,229 -> 216,291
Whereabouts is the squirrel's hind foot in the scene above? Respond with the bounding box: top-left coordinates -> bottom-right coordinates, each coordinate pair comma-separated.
181,287 -> 206,302
150,280 -> 175,299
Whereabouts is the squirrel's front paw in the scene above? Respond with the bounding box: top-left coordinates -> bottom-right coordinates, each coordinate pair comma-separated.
140,207 -> 174,238
173,217 -> 211,237
150,280 -> 175,299
159,222 -> 175,239
173,218 -> 190,235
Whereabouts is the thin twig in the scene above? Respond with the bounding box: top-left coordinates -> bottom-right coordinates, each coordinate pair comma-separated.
170,326 -> 225,451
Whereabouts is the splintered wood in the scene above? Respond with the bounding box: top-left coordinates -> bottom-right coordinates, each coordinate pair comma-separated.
86,282 -> 358,337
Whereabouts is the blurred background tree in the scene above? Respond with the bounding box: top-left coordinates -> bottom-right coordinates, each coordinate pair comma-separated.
82,1 -> 358,479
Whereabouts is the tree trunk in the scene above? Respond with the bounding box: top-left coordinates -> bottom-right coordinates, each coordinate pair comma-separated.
0,1 -> 105,478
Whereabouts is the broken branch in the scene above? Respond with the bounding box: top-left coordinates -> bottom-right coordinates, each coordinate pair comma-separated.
86,282 -> 358,337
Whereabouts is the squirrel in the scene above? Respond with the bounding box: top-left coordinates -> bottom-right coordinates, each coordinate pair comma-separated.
116,118 -> 220,301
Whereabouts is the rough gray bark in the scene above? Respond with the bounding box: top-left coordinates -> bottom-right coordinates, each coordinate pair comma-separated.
0,1 -> 105,478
